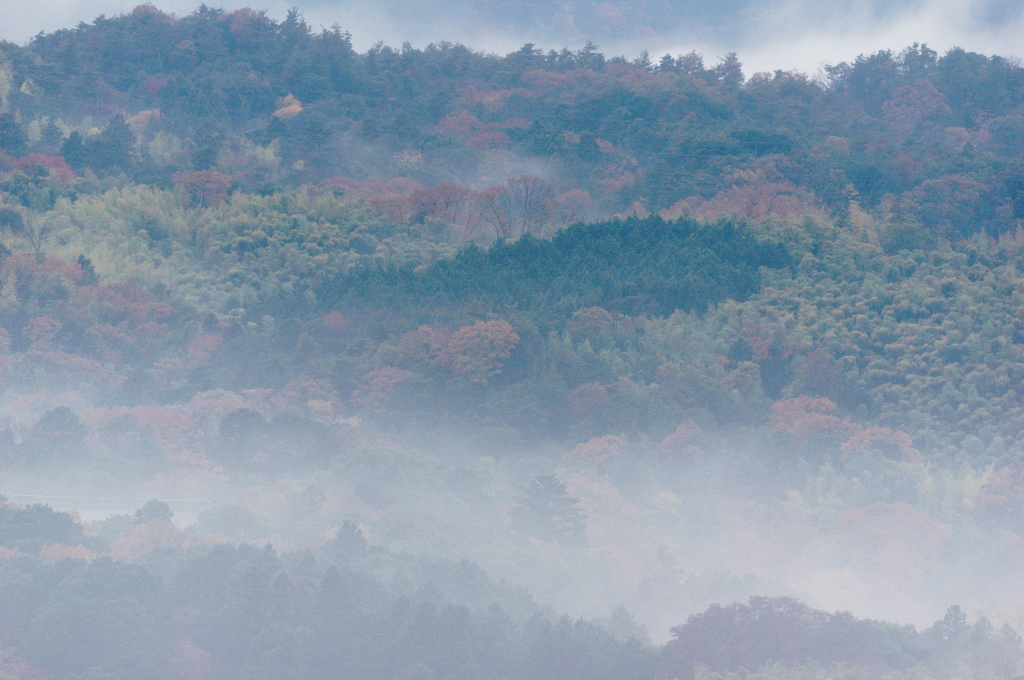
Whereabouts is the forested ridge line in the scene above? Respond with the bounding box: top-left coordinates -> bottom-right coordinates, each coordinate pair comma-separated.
2,9 -> 1024,676
2,4 -> 1024,236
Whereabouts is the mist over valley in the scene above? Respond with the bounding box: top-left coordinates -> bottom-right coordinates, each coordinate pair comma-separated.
1,3 -> 1024,678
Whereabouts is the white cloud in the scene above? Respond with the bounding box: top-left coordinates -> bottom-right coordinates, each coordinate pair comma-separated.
1,0 -> 1021,73
736,0 -> 1024,73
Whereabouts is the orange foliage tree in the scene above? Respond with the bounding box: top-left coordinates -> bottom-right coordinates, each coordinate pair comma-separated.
659,421 -> 704,460
840,426 -> 920,461
441,320 -> 519,384
562,434 -> 624,470
567,306 -> 615,340
23,316 -> 62,350
396,325 -> 449,368
769,396 -> 859,438
409,183 -> 478,233
70,282 -> 175,361
352,366 -> 414,409
173,170 -> 233,208
13,154 -> 75,183
882,79 -> 952,137
39,543 -> 96,563
567,381 -> 610,419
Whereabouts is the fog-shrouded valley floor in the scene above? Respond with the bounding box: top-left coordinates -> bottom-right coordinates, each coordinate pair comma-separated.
3,5 -> 1024,679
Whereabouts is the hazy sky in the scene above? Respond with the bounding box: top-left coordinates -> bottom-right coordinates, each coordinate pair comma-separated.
2,0 -> 1022,76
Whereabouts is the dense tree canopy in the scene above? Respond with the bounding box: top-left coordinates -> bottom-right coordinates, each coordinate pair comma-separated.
1,8 -> 1024,680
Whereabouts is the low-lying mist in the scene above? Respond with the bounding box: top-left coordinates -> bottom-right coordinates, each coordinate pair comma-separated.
5,410 -> 1022,644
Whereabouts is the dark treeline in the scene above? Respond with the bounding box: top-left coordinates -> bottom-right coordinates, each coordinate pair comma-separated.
330,216 -> 792,327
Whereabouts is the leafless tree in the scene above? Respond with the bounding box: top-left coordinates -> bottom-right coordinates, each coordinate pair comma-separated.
506,175 -> 553,237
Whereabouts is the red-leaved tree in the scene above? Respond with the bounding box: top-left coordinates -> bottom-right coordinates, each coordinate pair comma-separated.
173,171 -> 233,209
441,320 -> 519,384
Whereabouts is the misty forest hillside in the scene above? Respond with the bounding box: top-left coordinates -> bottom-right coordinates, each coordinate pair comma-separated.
3,5 -> 1024,680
